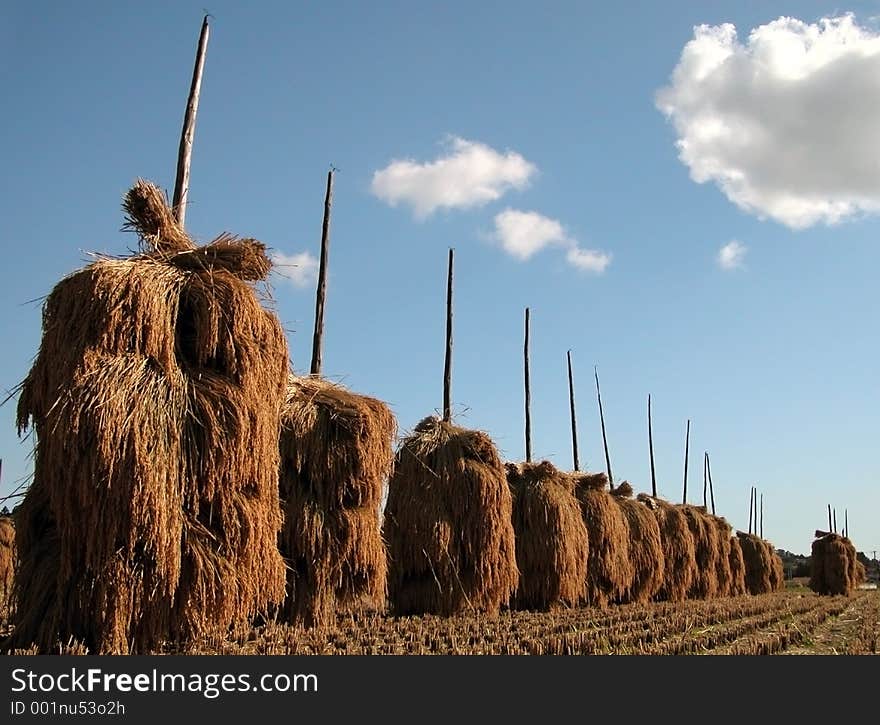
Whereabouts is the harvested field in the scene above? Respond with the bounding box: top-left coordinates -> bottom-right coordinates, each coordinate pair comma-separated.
6,589 -> 876,655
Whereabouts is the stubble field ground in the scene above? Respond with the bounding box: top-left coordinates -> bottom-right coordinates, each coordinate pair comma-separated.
4,583 -> 876,655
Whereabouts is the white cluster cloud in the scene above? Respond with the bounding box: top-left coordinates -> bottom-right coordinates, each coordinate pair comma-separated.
493,209 -> 611,273
657,14 -> 880,228
718,239 -> 747,269
370,136 -> 536,219
271,250 -> 319,288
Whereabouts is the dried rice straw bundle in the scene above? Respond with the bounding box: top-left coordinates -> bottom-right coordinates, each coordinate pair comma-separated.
278,375 -> 396,627
636,494 -> 696,602
7,180 -> 287,653
506,461 -> 588,610
383,416 -> 518,616
611,483 -> 664,604
573,473 -> 634,607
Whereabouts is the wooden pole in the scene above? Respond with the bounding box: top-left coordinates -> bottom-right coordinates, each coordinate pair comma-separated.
172,14 -> 210,228
648,394 -> 656,498
845,509 -> 848,538
310,168 -> 334,376
595,367 -> 613,490
443,249 -> 454,422
703,452 -> 708,509
524,307 -> 532,463
833,508 -> 837,535
567,350 -> 579,472
681,419 -> 690,504
749,486 -> 754,534
706,452 -> 716,515
760,492 -> 763,538
827,504 -> 833,533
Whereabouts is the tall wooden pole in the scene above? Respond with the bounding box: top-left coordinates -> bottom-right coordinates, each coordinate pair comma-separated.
828,504 -> 833,534
681,419 -> 690,504
833,508 -> 837,535
310,168 -> 334,376
173,14 -> 210,228
524,308 -> 532,463
703,452 -> 708,509
706,452 -> 716,515
567,350 -> 579,472
648,394 -> 657,498
760,492 -> 763,538
595,367 -> 613,490
845,509 -> 848,538
749,486 -> 754,534
442,249 -> 454,422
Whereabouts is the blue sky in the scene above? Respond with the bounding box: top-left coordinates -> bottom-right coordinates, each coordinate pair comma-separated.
1,1 -> 878,557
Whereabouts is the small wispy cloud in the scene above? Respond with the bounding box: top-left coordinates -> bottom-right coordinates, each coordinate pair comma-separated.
271,250 -> 319,288
566,245 -> 612,273
492,208 -> 611,274
371,136 -> 536,219
493,209 -> 569,260
717,240 -> 747,270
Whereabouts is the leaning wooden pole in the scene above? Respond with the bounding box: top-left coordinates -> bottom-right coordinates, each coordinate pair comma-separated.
595,367 -> 613,490
442,249 -> 454,422
310,168 -> 335,376
827,504 -> 833,534
681,419 -> 690,504
172,14 -> 210,228
648,394 -> 657,497
524,307 -> 532,463
567,350 -> 579,472
703,452 -> 708,509
706,452 -> 716,515
749,486 -> 754,535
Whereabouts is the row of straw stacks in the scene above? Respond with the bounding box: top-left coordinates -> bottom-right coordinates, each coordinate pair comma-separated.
0,181 -> 799,654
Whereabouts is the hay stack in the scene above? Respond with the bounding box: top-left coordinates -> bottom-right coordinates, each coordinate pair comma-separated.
506,461 -> 588,610
610,483 -> 664,604
681,505 -> 720,599
278,376 -> 396,627
767,543 -> 785,591
573,473 -> 634,607
0,515 -> 14,621
637,494 -> 696,602
711,516 -> 735,597
727,535 -> 748,596
854,559 -> 867,586
383,416 -> 518,616
736,531 -> 773,595
7,180 -> 288,653
809,531 -> 855,596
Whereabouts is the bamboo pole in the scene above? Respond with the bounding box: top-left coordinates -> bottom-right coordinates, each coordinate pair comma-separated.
567,351 -> 579,472
443,249 -> 453,422
310,168 -> 334,376
681,419 -> 690,504
524,307 -> 531,463
648,394 -> 656,497
172,14 -> 210,228
595,367 -> 613,490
